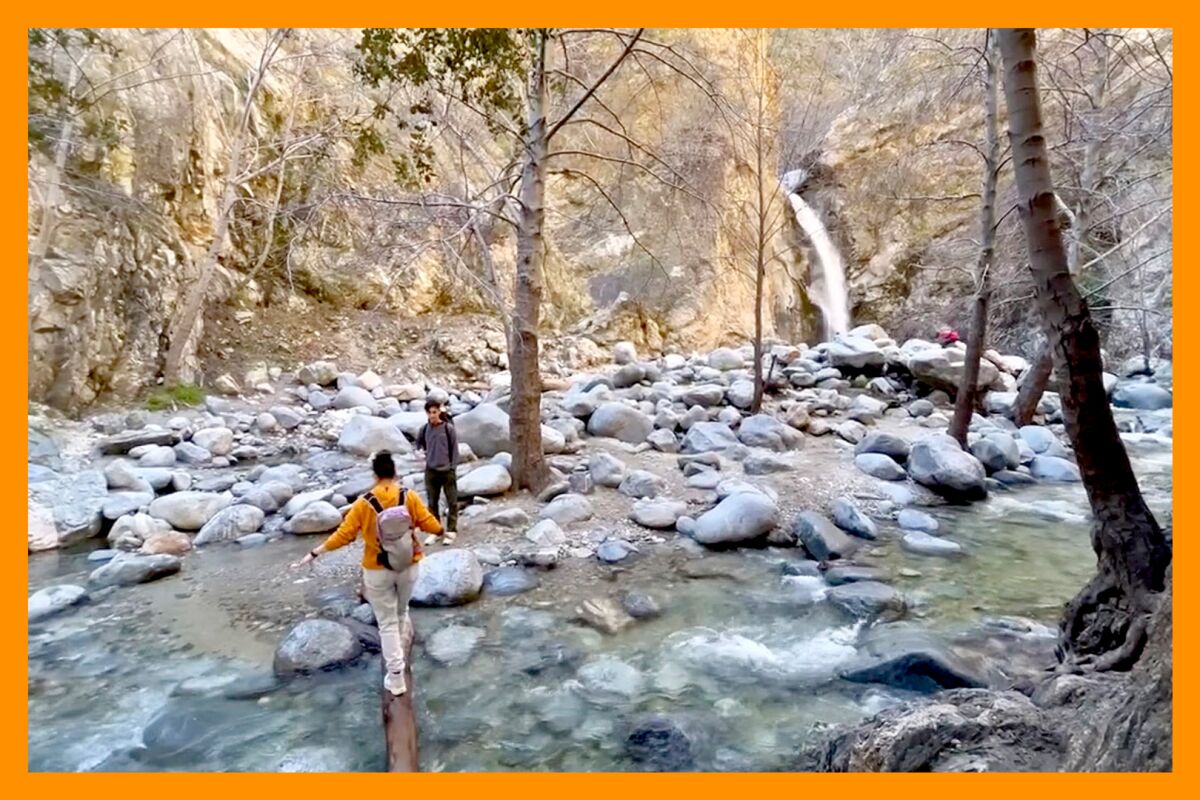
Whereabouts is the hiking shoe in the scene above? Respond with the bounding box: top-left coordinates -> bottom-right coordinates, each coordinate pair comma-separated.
384,671 -> 407,696
443,531 -> 457,544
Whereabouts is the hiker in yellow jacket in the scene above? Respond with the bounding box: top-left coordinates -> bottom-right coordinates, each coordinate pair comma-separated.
292,451 -> 447,696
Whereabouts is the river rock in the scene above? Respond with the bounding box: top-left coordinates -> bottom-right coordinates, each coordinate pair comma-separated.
148,491 -> 233,531
98,428 -> 179,455
273,619 -> 362,676
647,429 -> 680,453
258,463 -> 308,491
576,597 -> 635,635
855,432 -> 911,463
458,464 -> 512,496
1029,456 -> 1082,482
298,361 -> 339,386
194,505 -> 266,546
192,427 -> 234,456
792,511 -> 859,560
908,347 -> 1000,395
614,341 -> 638,364
832,497 -> 878,540
103,490 -> 155,521
630,498 -> 688,529
828,336 -> 886,371
993,469 -> 1037,487
597,540 -> 640,563
691,492 -> 779,546
708,348 -> 745,370
338,415 -> 409,457
854,453 -> 906,481
835,420 -> 869,445
411,549 -> 483,606
823,565 -> 888,586
738,414 -> 803,451
838,630 -> 989,693
577,657 -> 645,699
271,406 -> 305,430
137,446 -> 178,468
1017,425 -> 1059,454
743,453 -> 793,474
826,581 -> 906,620
89,553 -> 181,587
284,502 -> 343,534
425,625 -> 486,666
908,435 -> 987,501
897,509 -> 939,533
28,584 -> 88,621
483,567 -> 541,596
682,422 -> 739,454
1112,383 -> 1172,410
726,380 -> 756,409
619,470 -> 669,499
589,452 -> 627,488
901,531 -> 964,557
540,493 -> 594,525
526,519 -> 567,548
620,591 -> 663,620
587,402 -> 654,443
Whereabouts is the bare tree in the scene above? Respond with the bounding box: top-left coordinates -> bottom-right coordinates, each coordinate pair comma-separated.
162,28 -> 290,383
949,31 -> 1002,446
998,27 -> 1169,672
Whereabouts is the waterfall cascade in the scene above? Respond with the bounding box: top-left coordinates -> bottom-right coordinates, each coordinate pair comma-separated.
781,175 -> 851,341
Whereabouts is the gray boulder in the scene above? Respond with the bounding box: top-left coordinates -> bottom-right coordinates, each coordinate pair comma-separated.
854,453 -> 906,481
194,505 -> 266,546
826,581 -> 906,620
832,497 -> 878,540
681,384 -> 727,407
737,415 -> 803,451
453,402 -> 511,458
28,584 -> 88,621
282,489 -> 335,519
792,512 -> 859,560
630,498 -> 688,529
333,386 -> 377,410
618,470 -> 668,499
192,427 -> 234,456
901,531 -> 964,557
897,509 -> 939,533
483,567 -> 541,596
855,432 -> 911,463
908,435 -> 988,501
457,464 -> 513,496
338,415 -> 410,457
589,452 -> 627,488
587,402 -> 655,443
425,625 -> 486,666
273,619 -> 362,676
828,336 -> 886,370
682,422 -> 740,454
411,549 -> 484,606
284,501 -> 344,534
691,492 -> 779,546
1113,383 -> 1172,410
1029,456 -> 1082,482
148,491 -> 234,531
708,348 -> 745,370
539,493 -> 594,526
89,554 -> 181,588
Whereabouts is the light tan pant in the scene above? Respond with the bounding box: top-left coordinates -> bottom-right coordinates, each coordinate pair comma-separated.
362,564 -> 418,676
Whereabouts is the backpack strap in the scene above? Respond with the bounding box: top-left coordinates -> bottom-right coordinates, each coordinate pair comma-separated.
364,492 -> 385,514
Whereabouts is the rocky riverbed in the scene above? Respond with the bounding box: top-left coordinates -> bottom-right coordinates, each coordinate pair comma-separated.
27,326 -> 1173,771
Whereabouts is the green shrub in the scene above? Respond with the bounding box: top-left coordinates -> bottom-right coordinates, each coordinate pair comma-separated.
144,383 -> 204,411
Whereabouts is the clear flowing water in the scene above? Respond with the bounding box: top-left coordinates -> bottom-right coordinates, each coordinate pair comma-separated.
786,191 -> 850,339
27,431 -> 1172,772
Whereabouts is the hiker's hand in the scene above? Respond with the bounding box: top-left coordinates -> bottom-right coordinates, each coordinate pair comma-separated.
291,552 -> 315,570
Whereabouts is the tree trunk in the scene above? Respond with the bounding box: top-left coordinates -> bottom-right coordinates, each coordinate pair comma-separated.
949,32 -> 1000,447
508,30 -> 550,493
1012,342 -> 1054,426
381,616 -> 418,772
162,31 -> 282,384
998,28 -> 1170,670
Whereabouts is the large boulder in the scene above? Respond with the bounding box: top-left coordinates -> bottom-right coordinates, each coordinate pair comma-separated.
539,493 -> 594,526
827,336 -> 886,370
901,531 -> 964,558
908,347 -> 1000,395
708,348 -> 745,370
333,386 -> 377,411
907,435 -> 988,501
29,469 -> 108,547
453,403 -> 511,458
1029,456 -> 1082,482
587,402 -> 654,443
792,511 -> 859,560
273,619 -> 362,676
194,505 -> 266,546
28,584 -> 88,621
338,415 -> 410,457
1112,383 -> 1172,411
618,470 -> 668,499
588,452 -> 627,488
680,384 -> 727,407
192,427 -> 234,457
98,428 -> 179,456
832,497 -> 878,540
630,498 -> 688,529
457,464 -> 513,496
682,422 -> 740,454
284,502 -> 343,534
855,432 -> 911,463
838,629 -> 989,693
89,554 -> 181,588
726,380 -> 756,410
411,549 -> 484,607
691,492 -> 779,546
854,453 -> 906,481
826,581 -> 907,620
148,492 -> 234,531
298,361 -> 339,386
737,415 -> 803,451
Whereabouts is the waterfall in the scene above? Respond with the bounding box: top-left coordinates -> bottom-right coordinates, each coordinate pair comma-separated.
784,183 -> 850,340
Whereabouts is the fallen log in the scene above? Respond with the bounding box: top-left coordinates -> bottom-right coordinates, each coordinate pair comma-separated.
382,616 -> 419,772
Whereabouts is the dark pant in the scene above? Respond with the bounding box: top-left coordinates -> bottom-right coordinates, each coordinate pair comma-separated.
425,467 -> 458,533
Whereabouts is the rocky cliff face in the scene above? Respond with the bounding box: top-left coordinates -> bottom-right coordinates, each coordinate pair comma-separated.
28,28 -> 1171,415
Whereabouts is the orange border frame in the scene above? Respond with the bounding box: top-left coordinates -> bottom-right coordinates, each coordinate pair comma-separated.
5,6 -> 1186,795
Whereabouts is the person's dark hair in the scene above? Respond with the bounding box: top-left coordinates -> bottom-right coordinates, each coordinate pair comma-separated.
424,399 -> 442,412
372,451 -> 396,479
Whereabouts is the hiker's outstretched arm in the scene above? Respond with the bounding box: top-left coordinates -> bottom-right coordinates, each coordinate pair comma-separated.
320,498 -> 365,551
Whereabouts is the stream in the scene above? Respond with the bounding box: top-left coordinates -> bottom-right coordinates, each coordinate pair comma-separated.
28,423 -> 1172,772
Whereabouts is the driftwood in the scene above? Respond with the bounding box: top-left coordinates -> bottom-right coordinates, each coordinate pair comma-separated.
382,616 -> 419,772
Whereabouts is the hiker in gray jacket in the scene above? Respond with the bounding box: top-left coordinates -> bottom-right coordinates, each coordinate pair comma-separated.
416,399 -> 459,542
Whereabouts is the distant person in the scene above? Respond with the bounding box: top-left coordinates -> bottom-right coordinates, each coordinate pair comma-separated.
291,451 -> 446,696
416,399 -> 459,544
936,326 -> 960,346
